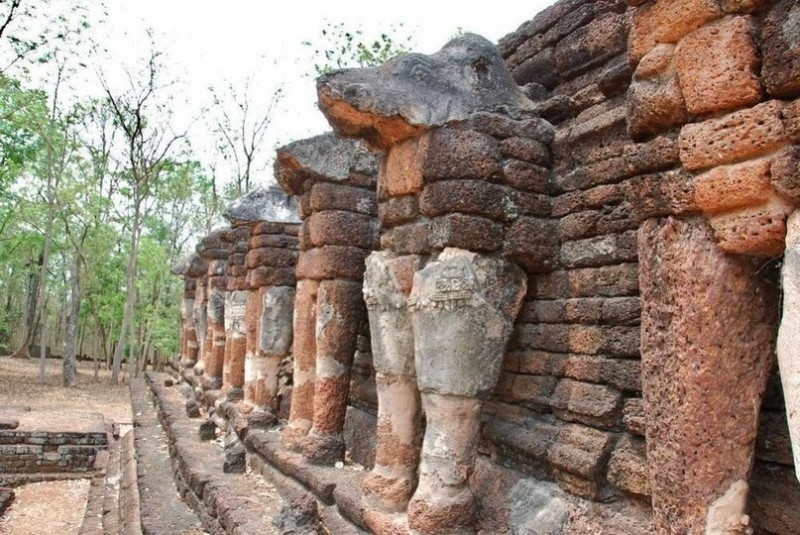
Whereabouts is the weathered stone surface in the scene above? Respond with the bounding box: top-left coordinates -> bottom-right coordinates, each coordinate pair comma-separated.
420,128 -> 503,182
283,279 -> 318,451
755,411 -> 794,466
547,423 -> 615,500
622,398 -> 645,436
381,136 -> 425,199
761,0 -> 800,98
471,457 -> 572,535
555,13 -> 628,80
551,379 -> 623,429
629,0 -> 722,63
468,113 -> 555,143
304,279 -> 365,465
420,180 -> 519,223
606,434 -> 650,497
275,133 -> 378,195
748,461 -> 800,534
560,231 -> 638,269
247,266 -> 296,288
674,16 -> 761,116
626,44 -> 687,139
504,217 -> 560,273
554,133 -> 679,193
770,145 -> 800,203
707,197 -> 792,257
362,253 -> 422,512
639,216 -> 778,533
309,182 -> 377,216
429,214 -> 505,253
777,211 -> 800,480
411,248 -> 527,398
502,160 -> 551,194
380,222 -> 431,254
678,100 -> 788,171
318,34 -> 536,149
530,264 -> 640,299
303,210 -> 379,250
499,137 -> 550,166
223,186 -> 301,225
378,195 -> 419,227
245,247 -> 298,269
694,158 -> 773,215
295,246 -> 370,281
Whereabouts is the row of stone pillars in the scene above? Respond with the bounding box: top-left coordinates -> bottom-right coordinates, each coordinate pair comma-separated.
172,24 -> 800,535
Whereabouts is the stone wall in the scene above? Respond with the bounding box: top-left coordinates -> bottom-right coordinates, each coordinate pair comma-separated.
498,0 -> 799,532
168,1 -> 800,533
0,412 -> 107,475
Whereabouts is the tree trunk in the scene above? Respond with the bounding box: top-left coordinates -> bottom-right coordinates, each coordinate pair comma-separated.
62,253 -> 80,387
111,205 -> 141,383
11,254 -> 42,359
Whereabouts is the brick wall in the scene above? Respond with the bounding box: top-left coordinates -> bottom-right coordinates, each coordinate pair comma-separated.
492,0 -> 799,529
0,430 -> 107,474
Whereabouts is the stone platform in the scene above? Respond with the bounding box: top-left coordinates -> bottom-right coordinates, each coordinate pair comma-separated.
0,408 -> 108,477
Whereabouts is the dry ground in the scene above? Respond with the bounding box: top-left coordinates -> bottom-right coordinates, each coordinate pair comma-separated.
0,356 -> 133,424
0,357 -> 134,534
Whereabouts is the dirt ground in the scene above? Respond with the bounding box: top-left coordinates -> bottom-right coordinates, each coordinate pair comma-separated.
0,357 -> 134,534
0,356 -> 133,424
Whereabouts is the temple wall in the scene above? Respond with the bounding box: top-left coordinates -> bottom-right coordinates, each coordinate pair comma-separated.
496,0 -> 799,531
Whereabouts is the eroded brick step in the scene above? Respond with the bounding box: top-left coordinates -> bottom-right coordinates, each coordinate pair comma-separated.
130,378 -> 204,535
140,372 -> 283,535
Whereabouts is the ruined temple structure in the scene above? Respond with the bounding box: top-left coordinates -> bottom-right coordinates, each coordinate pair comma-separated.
225,187 -> 300,417
173,254 -> 207,370
152,1 -> 800,534
274,134 -> 380,465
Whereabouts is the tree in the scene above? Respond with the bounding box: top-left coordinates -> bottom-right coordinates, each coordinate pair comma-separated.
208,78 -> 283,197
101,45 -> 187,383
303,21 -> 415,75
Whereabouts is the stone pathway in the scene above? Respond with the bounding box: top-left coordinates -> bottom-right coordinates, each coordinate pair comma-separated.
130,378 -> 205,535
134,373 -> 284,534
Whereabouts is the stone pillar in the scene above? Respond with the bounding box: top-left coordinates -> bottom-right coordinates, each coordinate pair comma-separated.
406,249 -> 525,534
224,187 -> 300,418
275,133 -> 379,461
197,228 -> 231,391
316,33 -> 544,533
222,226 -> 250,399
778,211 -> 800,482
283,278 -> 319,450
193,270 -> 209,377
639,216 -> 778,534
361,252 -> 422,513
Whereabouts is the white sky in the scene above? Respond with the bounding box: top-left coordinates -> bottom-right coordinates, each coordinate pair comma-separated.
91,0 -> 558,187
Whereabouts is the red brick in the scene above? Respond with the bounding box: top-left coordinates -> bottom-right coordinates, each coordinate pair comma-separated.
245,247 -> 298,270
378,195 -> 419,227
420,180 -> 520,223
629,0 -> 722,63
379,222 -> 431,254
675,16 -> 762,115
694,158 -> 773,215
295,246 -> 370,281
429,214 -> 504,252
678,100 -> 789,171
309,182 -> 377,216
421,128 -> 502,182
304,210 -> 378,250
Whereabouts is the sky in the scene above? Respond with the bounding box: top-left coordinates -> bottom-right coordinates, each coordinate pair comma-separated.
89,1 -> 559,187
